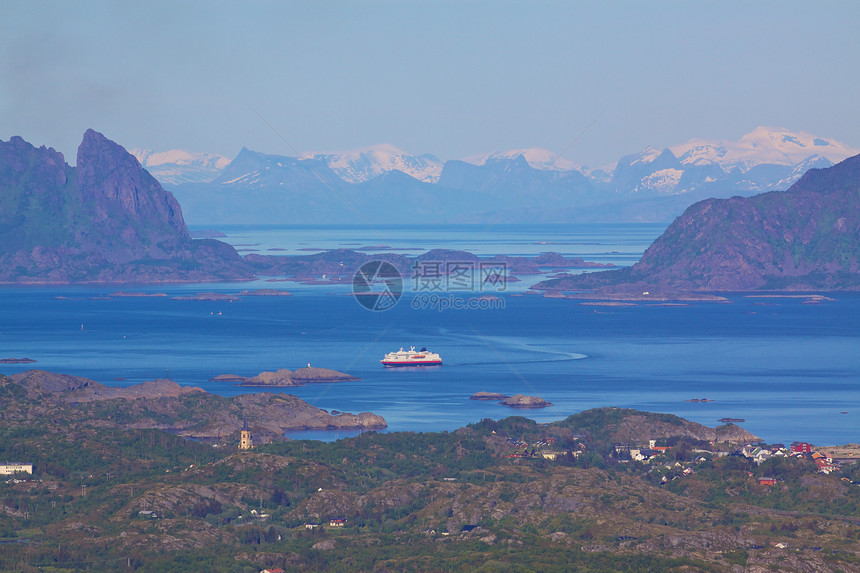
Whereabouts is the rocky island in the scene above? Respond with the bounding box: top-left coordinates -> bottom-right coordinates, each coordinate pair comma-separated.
231,366 -> 360,387
4,369 -> 385,443
3,130 -> 858,293
534,153 -> 860,295
0,131 -> 617,286
0,357 -> 36,364
469,391 -> 510,401
498,394 -> 553,408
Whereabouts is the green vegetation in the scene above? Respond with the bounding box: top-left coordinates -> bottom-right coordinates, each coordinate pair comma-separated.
1,374 -> 858,572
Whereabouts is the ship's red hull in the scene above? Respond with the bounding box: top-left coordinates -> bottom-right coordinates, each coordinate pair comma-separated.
381,360 -> 442,367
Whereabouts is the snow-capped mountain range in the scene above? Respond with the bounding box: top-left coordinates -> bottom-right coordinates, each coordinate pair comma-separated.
131,148 -> 231,186
300,144 -> 444,184
148,127 -> 858,224
608,127 -> 855,197
461,148 -> 580,173
148,127 -> 858,188
671,126 -> 857,170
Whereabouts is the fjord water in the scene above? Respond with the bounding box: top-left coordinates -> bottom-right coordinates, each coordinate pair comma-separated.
0,224 -> 857,446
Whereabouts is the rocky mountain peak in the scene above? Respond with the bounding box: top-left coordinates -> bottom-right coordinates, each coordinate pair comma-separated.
0,130 -> 250,283
788,152 -> 860,196
534,152 -> 860,292
76,129 -> 189,241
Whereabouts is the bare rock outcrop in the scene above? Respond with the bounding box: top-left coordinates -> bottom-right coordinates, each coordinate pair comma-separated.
290,367 -> 360,383
240,369 -> 296,387
470,391 -> 510,401
498,394 -> 552,408
567,409 -> 762,445
234,366 -> 359,387
4,369 -> 386,442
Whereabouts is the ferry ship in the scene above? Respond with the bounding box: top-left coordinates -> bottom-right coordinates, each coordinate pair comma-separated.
381,347 -> 442,367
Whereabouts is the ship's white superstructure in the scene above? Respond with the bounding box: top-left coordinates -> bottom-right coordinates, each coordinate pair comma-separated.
381,346 -> 442,367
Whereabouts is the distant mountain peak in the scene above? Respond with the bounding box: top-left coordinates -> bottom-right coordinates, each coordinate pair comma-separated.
131,147 -> 230,169
625,147 -> 674,167
130,147 -> 231,186
538,152 -> 860,292
0,130 -> 250,282
671,127 -> 859,171
77,129 -> 189,239
300,143 -> 443,183
461,148 -> 580,172
133,126 -> 858,225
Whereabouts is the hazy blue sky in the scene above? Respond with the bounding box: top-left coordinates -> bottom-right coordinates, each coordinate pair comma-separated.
1,0 -> 858,167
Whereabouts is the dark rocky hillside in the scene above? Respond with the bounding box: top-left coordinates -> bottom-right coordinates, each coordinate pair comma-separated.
536,153 -> 860,292
0,130 -> 252,283
1,372 -> 858,572
3,370 -> 385,442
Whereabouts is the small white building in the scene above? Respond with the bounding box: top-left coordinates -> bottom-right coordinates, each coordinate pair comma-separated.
0,463 -> 33,475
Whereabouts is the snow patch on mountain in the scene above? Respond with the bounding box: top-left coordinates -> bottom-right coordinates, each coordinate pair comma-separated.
220,172 -> 261,186
461,148 -> 579,172
131,148 -> 231,186
671,127 -> 858,171
627,147 -> 663,167
772,154 -> 834,190
301,143 -> 443,183
132,149 -> 231,169
636,168 -> 684,194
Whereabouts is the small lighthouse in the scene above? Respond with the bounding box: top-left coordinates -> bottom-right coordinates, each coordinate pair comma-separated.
239,419 -> 253,450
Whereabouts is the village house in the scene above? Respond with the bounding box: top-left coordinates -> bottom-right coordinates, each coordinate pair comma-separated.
812,453 -> 840,474
537,448 -> 580,461
629,448 -> 658,462
740,445 -> 778,465
0,463 -> 33,475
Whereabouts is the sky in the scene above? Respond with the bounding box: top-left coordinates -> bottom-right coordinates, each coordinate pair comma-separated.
1,0 -> 858,168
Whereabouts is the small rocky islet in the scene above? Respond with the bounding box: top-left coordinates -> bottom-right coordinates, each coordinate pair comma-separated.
469,391 -> 510,401
0,357 -> 36,364
213,366 -> 360,387
498,394 -> 553,408
469,391 -> 552,408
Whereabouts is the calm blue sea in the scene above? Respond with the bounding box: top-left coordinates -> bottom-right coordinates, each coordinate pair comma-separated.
0,224 -> 858,446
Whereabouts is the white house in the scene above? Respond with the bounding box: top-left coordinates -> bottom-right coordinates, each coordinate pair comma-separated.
0,463 -> 33,475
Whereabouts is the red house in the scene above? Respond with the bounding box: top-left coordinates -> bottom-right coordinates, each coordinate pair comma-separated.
790,441 -> 812,453
758,477 -> 778,486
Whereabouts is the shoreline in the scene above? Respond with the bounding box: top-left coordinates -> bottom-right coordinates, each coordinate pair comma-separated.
0,277 -> 856,447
